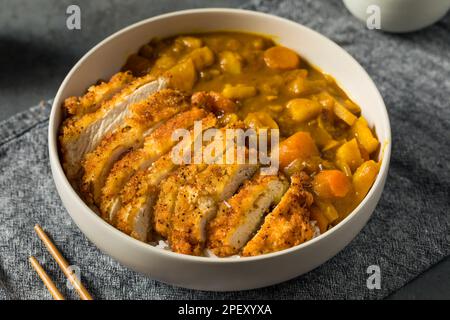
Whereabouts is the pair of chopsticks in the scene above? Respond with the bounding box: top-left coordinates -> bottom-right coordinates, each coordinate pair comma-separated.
29,224 -> 93,300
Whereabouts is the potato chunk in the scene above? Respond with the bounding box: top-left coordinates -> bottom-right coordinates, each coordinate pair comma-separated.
153,55 -> 177,73
188,47 -> 215,70
311,125 -> 336,150
264,46 -> 300,70
244,112 -> 279,130
286,98 -> 322,123
219,51 -> 242,75
353,160 -> 380,201
316,201 -> 339,223
165,58 -> 197,91
336,138 -> 364,172
176,36 -> 203,49
351,117 -> 379,154
222,84 -> 257,100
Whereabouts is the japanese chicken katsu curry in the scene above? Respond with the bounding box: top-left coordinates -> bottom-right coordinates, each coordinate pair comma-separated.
59,32 -> 380,257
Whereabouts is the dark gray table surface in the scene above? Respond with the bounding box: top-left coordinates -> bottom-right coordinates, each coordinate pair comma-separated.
0,0 -> 448,300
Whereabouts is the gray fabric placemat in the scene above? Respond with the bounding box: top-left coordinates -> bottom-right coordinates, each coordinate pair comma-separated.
1,0 -> 449,300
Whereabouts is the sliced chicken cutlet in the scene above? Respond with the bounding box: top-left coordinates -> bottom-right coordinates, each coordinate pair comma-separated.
63,72 -> 134,118
153,121 -> 246,239
59,74 -> 167,182
117,112 -> 218,208
81,90 -> 191,206
170,160 -> 259,256
107,113 -> 218,236
100,110 -> 217,221
153,164 -> 211,240
241,172 -> 315,257
114,112 -> 223,241
114,128 -> 219,242
114,154 -> 177,241
206,173 -> 288,257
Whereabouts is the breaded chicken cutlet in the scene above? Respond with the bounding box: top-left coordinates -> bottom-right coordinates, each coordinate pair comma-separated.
59,70 -> 318,257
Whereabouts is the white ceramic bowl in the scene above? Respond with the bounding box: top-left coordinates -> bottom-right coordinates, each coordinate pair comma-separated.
49,8 -> 391,291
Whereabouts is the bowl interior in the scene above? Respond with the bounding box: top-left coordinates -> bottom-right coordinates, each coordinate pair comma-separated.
56,9 -> 390,147
50,9 -> 391,262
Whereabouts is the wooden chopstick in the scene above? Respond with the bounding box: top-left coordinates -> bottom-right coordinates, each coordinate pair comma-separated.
29,256 -> 65,300
34,224 -> 93,300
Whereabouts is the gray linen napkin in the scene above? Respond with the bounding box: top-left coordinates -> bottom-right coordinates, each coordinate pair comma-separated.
0,0 -> 449,299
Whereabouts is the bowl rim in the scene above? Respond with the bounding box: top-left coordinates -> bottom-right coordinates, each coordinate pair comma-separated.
49,8 -> 392,264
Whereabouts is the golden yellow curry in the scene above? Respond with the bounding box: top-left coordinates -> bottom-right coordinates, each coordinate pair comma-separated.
122,32 -> 380,234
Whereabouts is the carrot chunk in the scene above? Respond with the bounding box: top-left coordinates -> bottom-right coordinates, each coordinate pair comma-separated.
278,131 -> 319,169
313,169 -> 351,199
264,46 -> 300,70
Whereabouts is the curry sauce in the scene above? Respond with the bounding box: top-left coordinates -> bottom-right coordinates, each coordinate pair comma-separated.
122,31 -> 381,235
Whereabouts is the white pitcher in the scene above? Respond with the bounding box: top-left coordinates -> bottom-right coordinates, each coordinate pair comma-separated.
343,0 -> 450,32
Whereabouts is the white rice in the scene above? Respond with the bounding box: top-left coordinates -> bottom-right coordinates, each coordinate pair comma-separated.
153,239 -> 171,251
204,248 -> 241,259
222,200 -> 232,209
310,220 -> 321,238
